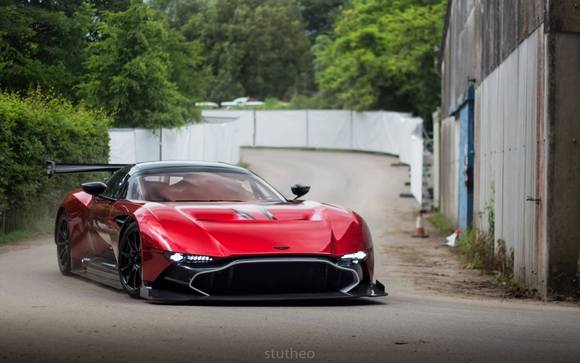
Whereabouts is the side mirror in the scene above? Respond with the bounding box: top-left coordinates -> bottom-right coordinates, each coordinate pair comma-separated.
81,181 -> 107,196
291,184 -> 310,200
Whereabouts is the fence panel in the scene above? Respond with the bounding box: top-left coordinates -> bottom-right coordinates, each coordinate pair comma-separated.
307,110 -> 351,149
255,111 -> 307,147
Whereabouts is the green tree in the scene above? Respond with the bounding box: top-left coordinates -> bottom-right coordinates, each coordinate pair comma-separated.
79,1 -> 203,128
0,1 -> 130,99
298,0 -> 348,36
0,1 -> 93,100
314,0 -> 445,117
154,0 -> 311,101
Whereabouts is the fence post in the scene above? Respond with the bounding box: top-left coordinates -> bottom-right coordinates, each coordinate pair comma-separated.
349,110 -> 354,149
305,110 -> 310,147
159,126 -> 163,161
252,110 -> 257,146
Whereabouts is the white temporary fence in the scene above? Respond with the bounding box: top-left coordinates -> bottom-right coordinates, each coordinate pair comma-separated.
109,110 -> 424,202
109,121 -> 240,165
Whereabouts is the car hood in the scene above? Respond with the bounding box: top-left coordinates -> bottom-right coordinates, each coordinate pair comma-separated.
140,201 -> 366,258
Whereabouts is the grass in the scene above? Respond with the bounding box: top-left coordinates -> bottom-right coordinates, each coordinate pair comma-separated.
458,228 -> 494,270
237,160 -> 250,169
0,215 -> 53,245
429,210 -> 454,235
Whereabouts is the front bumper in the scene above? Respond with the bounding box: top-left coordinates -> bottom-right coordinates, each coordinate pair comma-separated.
141,257 -> 387,303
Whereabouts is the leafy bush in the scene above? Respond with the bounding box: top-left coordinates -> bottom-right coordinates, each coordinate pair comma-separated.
288,93 -> 334,109
0,90 -> 110,236
256,98 -> 290,110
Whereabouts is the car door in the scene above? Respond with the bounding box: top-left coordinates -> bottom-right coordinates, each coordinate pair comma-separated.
89,167 -> 130,266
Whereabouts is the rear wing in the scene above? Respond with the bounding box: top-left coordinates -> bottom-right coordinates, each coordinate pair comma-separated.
47,160 -> 130,177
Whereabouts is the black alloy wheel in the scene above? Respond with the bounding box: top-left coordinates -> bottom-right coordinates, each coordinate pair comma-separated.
118,222 -> 142,298
55,211 -> 72,275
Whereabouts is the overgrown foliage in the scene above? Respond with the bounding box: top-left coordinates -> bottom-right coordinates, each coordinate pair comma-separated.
458,229 -> 515,285
459,228 -> 496,271
0,90 -> 110,236
459,196 -> 515,285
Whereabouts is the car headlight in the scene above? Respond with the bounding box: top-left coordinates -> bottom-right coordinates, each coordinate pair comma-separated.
164,252 -> 213,264
339,250 -> 368,264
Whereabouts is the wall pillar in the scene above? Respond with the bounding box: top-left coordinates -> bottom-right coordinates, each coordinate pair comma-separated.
545,0 -> 580,294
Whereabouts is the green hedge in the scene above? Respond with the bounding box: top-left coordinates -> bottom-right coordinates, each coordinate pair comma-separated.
0,91 -> 111,236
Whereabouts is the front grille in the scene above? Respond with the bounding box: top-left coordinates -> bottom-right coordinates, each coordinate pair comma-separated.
189,259 -> 359,296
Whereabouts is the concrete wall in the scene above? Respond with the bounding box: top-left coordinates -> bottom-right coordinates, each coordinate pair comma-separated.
545,30 -> 580,293
441,0 -> 544,116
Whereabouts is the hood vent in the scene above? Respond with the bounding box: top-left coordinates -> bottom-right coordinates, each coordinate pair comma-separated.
179,205 -> 315,222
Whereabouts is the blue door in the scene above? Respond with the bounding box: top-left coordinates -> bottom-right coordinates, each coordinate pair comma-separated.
458,86 -> 474,230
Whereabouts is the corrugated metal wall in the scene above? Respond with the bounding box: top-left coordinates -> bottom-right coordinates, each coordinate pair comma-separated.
439,116 -> 459,225
474,26 -> 546,289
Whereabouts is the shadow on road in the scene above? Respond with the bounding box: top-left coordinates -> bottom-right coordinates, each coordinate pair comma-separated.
66,273 -> 388,307
149,298 -> 387,307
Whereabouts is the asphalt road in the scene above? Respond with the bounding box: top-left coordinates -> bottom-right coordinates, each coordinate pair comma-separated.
1,149 -> 580,363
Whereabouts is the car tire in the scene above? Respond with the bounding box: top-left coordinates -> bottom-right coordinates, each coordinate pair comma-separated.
118,221 -> 142,298
55,210 -> 72,275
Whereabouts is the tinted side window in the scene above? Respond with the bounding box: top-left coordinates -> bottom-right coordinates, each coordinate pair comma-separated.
102,167 -> 130,199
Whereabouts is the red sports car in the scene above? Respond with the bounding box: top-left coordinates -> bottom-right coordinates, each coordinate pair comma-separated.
48,160 -> 386,302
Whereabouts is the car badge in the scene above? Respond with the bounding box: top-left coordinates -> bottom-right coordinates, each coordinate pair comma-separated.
273,246 -> 289,250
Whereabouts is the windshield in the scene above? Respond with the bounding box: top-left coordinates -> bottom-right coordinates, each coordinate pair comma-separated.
127,169 -> 284,203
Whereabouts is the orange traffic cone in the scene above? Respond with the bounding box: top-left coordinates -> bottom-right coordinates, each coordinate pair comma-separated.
413,212 -> 429,238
